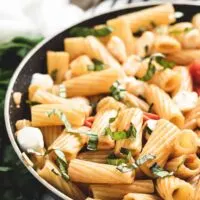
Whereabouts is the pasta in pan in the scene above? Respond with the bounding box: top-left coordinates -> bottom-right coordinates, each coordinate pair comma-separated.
14,3 -> 200,200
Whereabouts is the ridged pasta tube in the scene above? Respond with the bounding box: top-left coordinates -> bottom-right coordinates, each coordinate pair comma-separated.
145,84 -> 184,128
37,159 -> 85,200
156,176 -> 194,200
90,180 -> 154,200
123,193 -> 161,200
114,108 -> 143,156
171,129 -> 198,157
138,119 -> 180,177
47,51 -> 69,84
31,104 -> 86,127
165,154 -> 200,179
68,159 -> 134,184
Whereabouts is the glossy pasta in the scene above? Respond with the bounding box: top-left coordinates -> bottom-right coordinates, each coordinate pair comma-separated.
14,4 -> 200,200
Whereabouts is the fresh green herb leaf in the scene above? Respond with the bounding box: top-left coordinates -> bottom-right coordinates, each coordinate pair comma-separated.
110,81 -> 126,101
69,26 -> 113,37
109,117 -> 116,123
50,69 -> 58,81
155,56 -> 175,69
117,154 -> 155,173
25,100 -> 40,106
0,166 -> 12,172
88,59 -> 105,71
86,133 -> 98,151
107,153 -> 128,166
105,123 -> 136,141
59,84 -> 66,98
47,109 -> 72,130
136,154 -> 155,166
139,53 -> 175,81
143,125 -> 153,135
54,150 -> 69,181
151,163 -> 174,178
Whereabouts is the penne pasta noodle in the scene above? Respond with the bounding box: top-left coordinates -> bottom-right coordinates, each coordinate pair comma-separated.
91,109 -> 117,150
49,130 -> 87,160
59,68 -> 122,97
40,126 -> 63,147
107,36 -> 127,63
153,35 -> 181,54
114,108 -> 143,156
31,104 -> 86,127
145,84 -> 184,128
38,159 -> 85,200
90,180 -> 154,200
123,193 -> 161,200
120,3 -> 175,33
47,51 -> 70,84
64,37 -> 86,60
165,154 -> 200,179
107,18 -> 136,56
85,36 -> 121,69
171,129 -> 198,158
156,176 -> 194,200
138,119 -> 180,177
68,159 -> 134,184
70,55 -> 92,77
149,68 -> 181,93
123,92 -> 149,112
167,49 -> 200,65
77,150 -> 112,164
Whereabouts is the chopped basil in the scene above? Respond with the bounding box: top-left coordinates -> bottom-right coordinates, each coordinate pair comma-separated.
47,109 -> 72,130
0,166 -> 12,172
150,163 -> 174,178
148,103 -> 154,113
107,153 -> 128,166
88,59 -> 104,71
139,53 -> 175,81
47,109 -> 98,150
110,81 -> 126,101
26,100 -> 40,106
135,154 -> 155,166
105,123 -> 136,141
59,84 -> 66,98
117,154 -> 155,173
69,26 -> 113,37
50,69 -> 58,81
54,150 -> 69,181
143,125 -> 153,135
169,27 -> 193,35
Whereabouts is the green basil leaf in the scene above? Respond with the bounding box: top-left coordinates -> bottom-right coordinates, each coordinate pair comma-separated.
87,133 -> 98,151
151,163 -> 174,178
92,59 -> 104,71
143,125 -> 153,135
0,166 -> 12,172
110,81 -> 126,101
55,150 -> 69,181
69,26 -> 113,37
107,153 -> 128,166
136,154 -> 156,166
155,57 -> 175,69
140,62 -> 156,81
47,109 -> 72,130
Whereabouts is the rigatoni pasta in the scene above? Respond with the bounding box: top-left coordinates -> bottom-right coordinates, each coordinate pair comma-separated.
14,4 -> 200,200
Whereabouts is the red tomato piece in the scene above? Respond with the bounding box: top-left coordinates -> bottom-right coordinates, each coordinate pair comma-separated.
189,59 -> 200,85
143,112 -> 160,121
84,116 -> 95,128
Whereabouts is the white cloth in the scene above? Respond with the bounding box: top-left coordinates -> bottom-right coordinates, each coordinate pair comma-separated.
0,0 -> 84,42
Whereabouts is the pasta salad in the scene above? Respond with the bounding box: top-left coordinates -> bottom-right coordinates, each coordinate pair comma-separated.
14,3 -> 200,200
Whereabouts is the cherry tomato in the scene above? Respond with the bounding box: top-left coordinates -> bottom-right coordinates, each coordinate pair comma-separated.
143,112 -> 160,121
189,59 -> 200,85
84,116 -> 95,128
